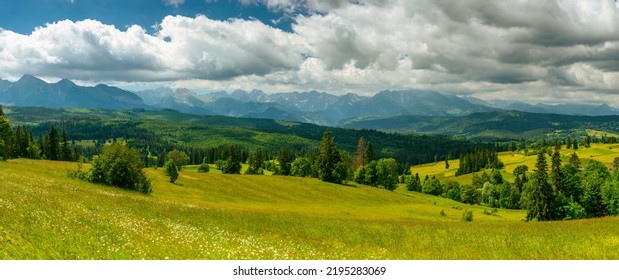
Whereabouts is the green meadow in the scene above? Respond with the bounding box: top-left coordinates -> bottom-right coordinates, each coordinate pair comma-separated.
412,143 -> 619,185
1,158 -> 619,260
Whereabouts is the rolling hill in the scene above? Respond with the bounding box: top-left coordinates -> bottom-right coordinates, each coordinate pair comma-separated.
1,158 -> 618,259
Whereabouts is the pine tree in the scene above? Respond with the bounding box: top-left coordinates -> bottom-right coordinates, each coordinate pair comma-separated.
364,141 -> 374,164
550,149 -> 563,194
164,160 -> 179,183
0,114 -> 12,160
353,136 -> 366,171
569,152 -> 580,168
445,156 -> 450,169
47,125 -> 59,160
61,127 -> 71,161
573,140 -> 578,150
277,148 -> 294,175
526,151 -> 555,221
245,148 -> 264,175
315,130 -> 343,183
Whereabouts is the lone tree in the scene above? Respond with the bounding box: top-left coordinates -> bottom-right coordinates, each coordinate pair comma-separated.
526,151 -> 554,221
167,149 -> 190,170
164,160 -> 179,183
89,142 -> 152,194
315,129 -> 343,183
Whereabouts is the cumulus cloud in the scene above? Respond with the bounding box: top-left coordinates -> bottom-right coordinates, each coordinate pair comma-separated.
0,16 -> 305,82
1,0 -> 619,105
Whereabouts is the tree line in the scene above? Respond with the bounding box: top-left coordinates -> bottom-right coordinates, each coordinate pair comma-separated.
403,144 -> 619,221
0,107 -> 76,162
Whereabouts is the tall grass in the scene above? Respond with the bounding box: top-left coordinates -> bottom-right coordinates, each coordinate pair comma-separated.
1,159 -> 618,259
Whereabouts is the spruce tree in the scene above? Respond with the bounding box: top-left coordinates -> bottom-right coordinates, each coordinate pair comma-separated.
61,127 -> 71,161
0,114 -> 12,160
573,140 -> 578,150
47,125 -> 59,161
364,141 -> 374,164
315,130 -> 343,183
526,151 -> 555,221
550,149 -> 563,193
277,148 -> 294,176
569,152 -> 580,168
164,160 -> 179,183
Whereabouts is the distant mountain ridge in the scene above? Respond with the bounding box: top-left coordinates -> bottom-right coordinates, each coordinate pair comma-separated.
2,75 -> 619,128
135,87 -> 497,125
0,75 -> 145,109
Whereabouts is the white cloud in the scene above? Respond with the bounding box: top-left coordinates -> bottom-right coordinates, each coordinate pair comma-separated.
164,0 -> 185,7
2,0 -> 619,105
0,16 -> 305,82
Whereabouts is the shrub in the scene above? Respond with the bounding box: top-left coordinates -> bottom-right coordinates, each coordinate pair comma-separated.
198,163 -> 210,173
462,209 -> 474,222
422,176 -> 442,196
291,157 -> 313,177
563,201 -> 587,220
220,157 -> 242,174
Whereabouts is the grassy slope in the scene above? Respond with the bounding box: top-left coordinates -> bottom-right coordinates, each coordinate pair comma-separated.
1,159 -> 619,260
412,143 -> 619,185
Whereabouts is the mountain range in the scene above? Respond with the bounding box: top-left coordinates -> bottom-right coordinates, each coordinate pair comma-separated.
1,75 -> 618,129
0,75 -> 144,109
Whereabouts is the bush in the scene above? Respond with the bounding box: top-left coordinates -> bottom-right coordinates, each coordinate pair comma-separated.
563,201 -> 587,220
462,209 -> 474,222
291,157 -> 313,177
87,142 -> 152,194
422,176 -> 442,196
220,157 -> 242,174
198,163 -> 210,173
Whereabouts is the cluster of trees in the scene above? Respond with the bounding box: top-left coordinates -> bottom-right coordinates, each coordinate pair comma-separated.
158,130 -> 350,185
351,137 -> 401,191
407,145 -> 619,221
455,148 -> 503,176
523,150 -> 619,221
0,107 -> 76,161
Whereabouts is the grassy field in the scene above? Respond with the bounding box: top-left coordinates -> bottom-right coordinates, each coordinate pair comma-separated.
1,158 -> 619,259
412,143 -> 619,185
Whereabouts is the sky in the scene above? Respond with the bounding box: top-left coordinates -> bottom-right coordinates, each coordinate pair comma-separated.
1,0 -> 619,105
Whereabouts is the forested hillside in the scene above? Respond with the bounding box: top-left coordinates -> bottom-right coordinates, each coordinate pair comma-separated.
342,111 -> 619,140
4,106 -> 487,165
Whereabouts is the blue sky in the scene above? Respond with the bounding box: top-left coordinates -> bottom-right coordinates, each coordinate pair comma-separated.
0,0 -> 292,34
1,0 -> 619,106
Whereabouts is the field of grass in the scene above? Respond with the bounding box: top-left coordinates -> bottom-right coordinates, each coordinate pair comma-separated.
2,158 -> 619,259
412,143 -> 619,186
